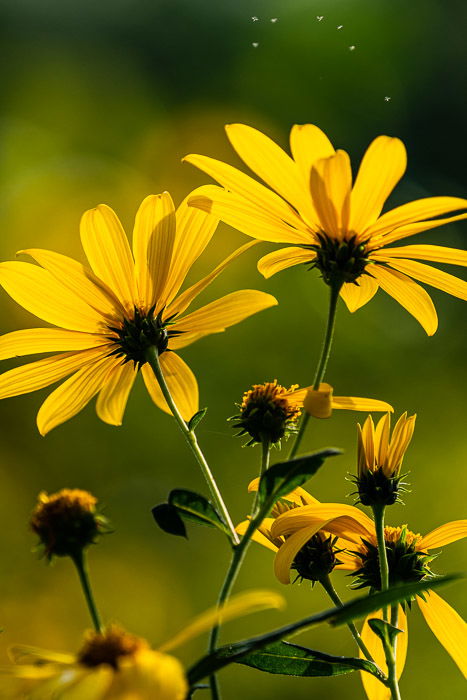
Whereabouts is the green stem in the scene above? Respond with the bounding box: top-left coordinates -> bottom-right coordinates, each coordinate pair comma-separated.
381,628 -> 402,700
71,549 -> 102,633
320,574 -> 374,663
372,504 -> 390,621
288,281 -> 342,459
146,347 -> 239,546
251,437 -> 270,517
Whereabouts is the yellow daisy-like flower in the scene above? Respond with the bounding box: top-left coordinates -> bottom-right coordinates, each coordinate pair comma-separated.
185,123 -> 467,334
0,590 -> 285,699
270,503 -> 467,699
0,189 -> 277,434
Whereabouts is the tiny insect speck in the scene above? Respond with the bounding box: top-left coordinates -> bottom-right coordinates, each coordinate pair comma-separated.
384,96 -> 392,102
337,25 -> 343,30
349,45 -> 356,51
252,42 -> 259,48
251,16 -> 259,22
270,18 -> 278,23
316,16 -> 324,22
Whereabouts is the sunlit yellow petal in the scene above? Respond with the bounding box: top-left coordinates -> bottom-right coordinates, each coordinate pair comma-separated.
271,503 -> 375,542
373,212 -> 467,246
417,591 -> 467,677
350,136 -> 407,234
332,397 -> 393,413
374,413 -> 391,466
370,244 -> 467,266
274,525 -> 323,584
116,649 -> 187,700
54,667 -> 113,700
360,606 -> 407,700
0,329 -> 105,360
370,265 -> 438,335
335,550 -> 360,571
303,382 -> 333,418
383,258 -> 467,301
168,332 -> 213,350
142,352 -> 198,422
418,520 -> 467,550
173,290 -> 277,334
385,413 -> 415,477
160,589 -> 285,652
37,355 -> 120,435
9,646 -> 75,665
361,415 -> 376,472
95,362 -> 137,426
80,204 -> 136,309
289,123 -> 335,188
339,275 -> 379,312
0,261 -> 105,333
257,247 -> 316,279
247,477 -> 318,505
236,519 -> 279,552
28,669 -> 90,698
366,196 -> 467,238
311,150 -> 352,236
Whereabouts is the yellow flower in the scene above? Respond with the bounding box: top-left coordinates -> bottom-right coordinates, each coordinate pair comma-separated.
289,382 -> 393,419
270,503 -> 467,699
0,590 -> 285,699
185,124 -> 467,334
0,190 -> 277,434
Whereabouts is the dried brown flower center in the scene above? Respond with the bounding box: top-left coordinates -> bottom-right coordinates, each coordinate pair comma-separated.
78,626 -> 149,670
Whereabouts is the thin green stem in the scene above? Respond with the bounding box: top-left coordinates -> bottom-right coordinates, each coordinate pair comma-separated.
145,347 -> 239,546
381,629 -> 402,700
288,281 -> 342,459
71,549 -> 102,633
320,574 -> 375,663
251,437 -> 270,517
372,504 -> 390,621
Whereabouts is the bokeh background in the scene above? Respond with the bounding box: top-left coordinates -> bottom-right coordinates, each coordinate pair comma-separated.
0,0 -> 466,698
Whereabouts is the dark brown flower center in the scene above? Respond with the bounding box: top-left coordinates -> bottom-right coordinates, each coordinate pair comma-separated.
78,626 -> 148,670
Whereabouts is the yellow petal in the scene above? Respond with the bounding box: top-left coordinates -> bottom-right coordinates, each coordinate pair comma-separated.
95,361 -> 137,425
360,606 -> 408,700
225,123 -> 317,225
332,397 -> 393,413
335,550 -> 360,571
350,136 -> 407,234
366,196 -> 467,238
142,352 -> 198,422
274,524 -> 324,584
9,645 -> 75,665
166,240 -> 258,318
0,348 -> 108,400
271,503 -> 375,542
370,244 -> 467,266
373,212 -> 467,246
173,290 -> 277,334
183,155 -> 305,229
374,413 -> 391,466
19,248 -> 123,318
53,667 -> 113,700
361,415 -> 376,472
417,591 -> 467,677
0,329 -> 105,360
247,477 -> 318,505
236,519 -> 279,552
289,124 -> 335,189
384,258 -> 467,301
27,669 -> 91,698
385,413 -> 416,477
257,247 -> 316,279
303,382 -> 333,418
370,264 -> 438,335
339,275 -> 379,312
37,355 -> 121,435
160,589 -> 285,652
0,261 -> 105,333
117,649 -> 187,700
310,150 -> 352,236
168,332 -> 213,350
188,188 -> 310,244
418,520 -> 467,550
132,193 -> 176,311
80,204 -> 136,309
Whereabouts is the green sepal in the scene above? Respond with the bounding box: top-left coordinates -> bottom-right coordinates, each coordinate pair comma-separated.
152,489 -> 230,539
367,618 -> 402,647
257,448 -> 341,510
188,408 -> 208,432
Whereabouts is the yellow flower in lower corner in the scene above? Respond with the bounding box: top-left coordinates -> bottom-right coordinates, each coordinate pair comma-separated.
0,190 -> 277,434
0,590 -> 285,699
185,123 -> 467,334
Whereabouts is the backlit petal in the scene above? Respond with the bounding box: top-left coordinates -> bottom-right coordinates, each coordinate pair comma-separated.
0,261 -> 104,332
366,196 -> 467,238
371,244 -> 467,266
271,503 -> 375,542
289,124 -> 335,189
370,264 -> 438,335
311,150 -> 352,236
418,520 -> 467,550
236,519 -> 278,552
0,329 -> 105,360
274,525 -> 324,584
375,413 -> 391,466
384,258 -> 467,301
360,606 -> 408,700
373,212 -> 467,246
339,275 -> 379,312
37,355 -> 121,435
80,204 -> 136,309
95,361 -> 137,426
142,352 -> 198,422
54,667 -> 113,700
247,477 -> 318,505
385,413 -> 416,476
257,247 -> 316,279
332,397 -> 393,413
350,136 -> 407,233
417,591 -> 467,677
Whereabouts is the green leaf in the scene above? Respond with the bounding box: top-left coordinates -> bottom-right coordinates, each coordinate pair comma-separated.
368,618 -> 402,647
151,503 -> 187,538
169,489 -> 230,536
237,640 -> 382,678
257,448 -> 341,510
188,408 -> 208,432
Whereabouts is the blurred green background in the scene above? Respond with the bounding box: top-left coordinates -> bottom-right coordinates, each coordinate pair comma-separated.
0,0 -> 466,697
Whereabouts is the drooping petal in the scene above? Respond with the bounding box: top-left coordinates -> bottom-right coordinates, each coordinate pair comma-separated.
0,329 -> 105,360
257,247 -> 316,279
141,352 -> 198,422
418,520 -> 467,550
80,204 -> 136,309
372,212 -> 467,246
95,361 -> 137,425
236,519 -> 279,552
370,264 -> 438,335
0,262 -> 105,333
274,525 -> 324,584
417,591 -> 467,677
0,348 -> 109,400
188,188 -> 311,244
36,355 -> 120,435
289,124 -> 335,189
270,503 -> 375,542
19,249 -> 123,318
360,606 -> 408,700
332,396 -> 393,413
160,589 -> 285,652
335,550 -> 360,571
132,192 -> 176,311
225,123 -> 317,225
370,244 -> 467,266
339,275 -> 379,312
366,196 -> 467,238
165,240 -> 258,318
172,290 -> 277,334
384,258 -> 467,301
350,136 -> 407,234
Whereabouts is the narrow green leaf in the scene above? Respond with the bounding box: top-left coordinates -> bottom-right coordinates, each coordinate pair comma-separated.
258,448 -> 341,510
368,619 -> 402,647
151,503 -> 187,538
188,408 -> 208,432
169,489 -> 230,536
